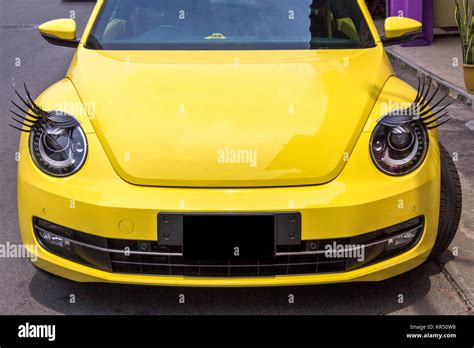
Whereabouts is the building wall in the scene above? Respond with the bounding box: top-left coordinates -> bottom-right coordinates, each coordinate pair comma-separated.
366,0 -> 457,28
433,0 -> 456,28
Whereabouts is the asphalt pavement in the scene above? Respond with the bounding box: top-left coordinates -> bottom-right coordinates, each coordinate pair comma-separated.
0,0 -> 472,315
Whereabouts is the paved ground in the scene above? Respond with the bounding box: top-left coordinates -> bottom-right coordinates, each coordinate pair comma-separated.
0,0 -> 472,315
390,38 -> 466,94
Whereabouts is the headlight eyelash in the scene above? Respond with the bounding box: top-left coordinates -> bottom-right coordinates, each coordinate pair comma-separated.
380,77 -> 452,130
8,83 -> 80,133
7,83 -> 88,177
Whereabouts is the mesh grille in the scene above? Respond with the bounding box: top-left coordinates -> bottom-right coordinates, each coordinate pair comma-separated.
108,240 -> 350,277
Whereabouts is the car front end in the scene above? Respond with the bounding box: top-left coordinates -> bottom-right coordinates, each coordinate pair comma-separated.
17,0 -> 443,286
18,77 -> 441,287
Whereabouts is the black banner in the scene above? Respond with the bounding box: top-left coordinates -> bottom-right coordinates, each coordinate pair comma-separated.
0,315 -> 472,346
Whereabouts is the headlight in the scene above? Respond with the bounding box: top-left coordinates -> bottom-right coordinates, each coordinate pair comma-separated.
29,111 -> 88,177
370,117 -> 428,176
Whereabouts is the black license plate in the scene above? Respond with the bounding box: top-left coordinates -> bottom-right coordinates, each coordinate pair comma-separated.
183,215 -> 275,262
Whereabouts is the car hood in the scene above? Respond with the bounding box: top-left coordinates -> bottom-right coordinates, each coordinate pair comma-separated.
68,47 -> 391,187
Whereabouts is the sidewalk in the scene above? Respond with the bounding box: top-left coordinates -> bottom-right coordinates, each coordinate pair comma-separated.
387,37 -> 474,109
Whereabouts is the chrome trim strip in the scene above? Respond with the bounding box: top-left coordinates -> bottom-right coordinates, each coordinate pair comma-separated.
35,224 -> 422,258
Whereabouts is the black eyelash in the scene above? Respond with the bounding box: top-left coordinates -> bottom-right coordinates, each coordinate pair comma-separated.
8,83 -> 80,133
380,77 -> 452,130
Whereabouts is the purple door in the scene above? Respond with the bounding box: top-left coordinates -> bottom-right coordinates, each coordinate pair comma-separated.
389,0 -> 434,46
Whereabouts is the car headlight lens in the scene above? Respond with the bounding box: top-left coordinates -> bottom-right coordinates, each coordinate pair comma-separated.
29,112 -> 88,177
370,118 -> 428,176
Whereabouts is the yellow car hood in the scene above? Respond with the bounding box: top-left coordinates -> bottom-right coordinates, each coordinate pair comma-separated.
68,47 -> 391,187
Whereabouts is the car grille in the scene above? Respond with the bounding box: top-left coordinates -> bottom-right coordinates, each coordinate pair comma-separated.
107,241 -> 349,277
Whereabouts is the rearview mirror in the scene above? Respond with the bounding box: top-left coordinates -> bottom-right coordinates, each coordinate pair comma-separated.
39,19 -> 79,48
382,17 -> 422,46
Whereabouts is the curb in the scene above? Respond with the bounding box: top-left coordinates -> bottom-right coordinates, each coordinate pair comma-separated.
439,262 -> 474,312
386,48 -> 474,111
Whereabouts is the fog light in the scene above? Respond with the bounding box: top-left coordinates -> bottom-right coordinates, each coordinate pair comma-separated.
347,217 -> 424,271
33,218 -> 112,272
38,228 -> 72,250
385,228 -> 419,252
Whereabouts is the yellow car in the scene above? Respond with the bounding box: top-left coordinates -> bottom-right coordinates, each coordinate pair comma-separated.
13,0 -> 461,287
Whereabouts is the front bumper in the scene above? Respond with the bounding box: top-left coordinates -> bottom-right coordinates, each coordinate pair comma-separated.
18,131 -> 441,287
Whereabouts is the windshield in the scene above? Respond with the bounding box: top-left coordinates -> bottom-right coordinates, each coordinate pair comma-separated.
86,0 -> 375,50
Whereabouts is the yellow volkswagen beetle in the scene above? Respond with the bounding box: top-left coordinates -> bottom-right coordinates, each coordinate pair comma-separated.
13,0 -> 461,287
